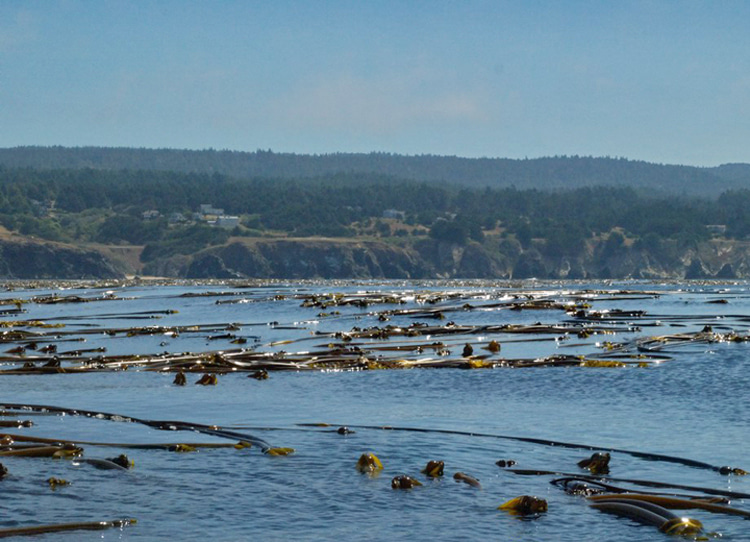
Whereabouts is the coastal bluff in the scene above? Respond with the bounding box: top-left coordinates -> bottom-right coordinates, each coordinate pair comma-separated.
2,235 -> 750,281
142,237 -> 750,280
0,237 -> 122,279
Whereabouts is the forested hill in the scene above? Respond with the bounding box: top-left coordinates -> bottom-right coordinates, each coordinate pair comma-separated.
1,146 -> 748,197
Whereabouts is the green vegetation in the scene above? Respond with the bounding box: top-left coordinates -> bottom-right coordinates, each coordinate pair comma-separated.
2,146 -> 750,196
140,224 -> 230,262
0,159 -> 748,273
3,147 -> 750,281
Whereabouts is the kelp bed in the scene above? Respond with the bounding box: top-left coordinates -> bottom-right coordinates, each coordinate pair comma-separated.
1,281 -> 750,538
1,285 -> 748,375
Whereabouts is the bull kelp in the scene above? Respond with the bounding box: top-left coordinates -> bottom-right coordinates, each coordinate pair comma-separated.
1,280 -> 749,540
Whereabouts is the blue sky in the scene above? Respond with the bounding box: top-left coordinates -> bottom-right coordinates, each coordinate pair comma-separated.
2,0 -> 749,165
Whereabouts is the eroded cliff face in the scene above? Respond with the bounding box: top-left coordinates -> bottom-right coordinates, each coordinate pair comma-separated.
518,239 -> 749,280
144,240 -> 429,279
143,238 -> 750,281
0,239 -> 123,279
6,231 -> 745,281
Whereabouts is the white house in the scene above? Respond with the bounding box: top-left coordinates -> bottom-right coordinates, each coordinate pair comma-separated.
216,216 -> 240,229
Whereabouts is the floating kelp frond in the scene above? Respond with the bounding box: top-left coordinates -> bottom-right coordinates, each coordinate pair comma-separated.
31,292 -> 123,304
578,452 -> 611,474
718,466 -> 748,475
421,460 -> 444,477
0,403 -> 273,451
264,447 -> 295,456
580,360 -> 627,368
0,320 -> 65,328
635,331 -> 750,352
0,330 -> 45,343
589,499 -> 704,536
0,298 -> 27,307
453,472 -> 481,488
356,452 -> 383,474
552,477 -> 610,496
588,494 -> 750,519
0,420 -> 33,428
550,476 -> 725,500
512,470 -> 750,499
168,444 -> 197,453
0,432 -> 257,450
498,495 -> 547,515
0,518 -> 136,538
195,373 -> 218,385
47,477 -> 70,489
569,308 -> 648,320
391,475 -> 422,489
0,443 -> 82,458
300,292 -> 406,309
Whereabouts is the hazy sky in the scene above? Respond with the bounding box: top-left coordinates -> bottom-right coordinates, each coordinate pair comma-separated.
2,1 -> 749,165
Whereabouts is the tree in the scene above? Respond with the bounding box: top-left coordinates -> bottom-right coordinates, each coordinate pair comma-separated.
429,219 -> 468,244
601,231 -> 625,257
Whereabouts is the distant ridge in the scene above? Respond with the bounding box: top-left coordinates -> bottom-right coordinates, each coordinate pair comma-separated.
1,146 -> 749,196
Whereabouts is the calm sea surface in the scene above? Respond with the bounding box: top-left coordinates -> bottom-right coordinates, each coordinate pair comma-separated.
1,280 -> 749,541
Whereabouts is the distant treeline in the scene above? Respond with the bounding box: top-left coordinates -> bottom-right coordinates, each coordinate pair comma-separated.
2,168 -> 750,257
2,146 -> 750,196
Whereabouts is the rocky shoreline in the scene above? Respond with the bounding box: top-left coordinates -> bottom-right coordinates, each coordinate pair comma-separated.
2,236 -> 750,281
0,238 -> 122,279
145,238 -> 750,280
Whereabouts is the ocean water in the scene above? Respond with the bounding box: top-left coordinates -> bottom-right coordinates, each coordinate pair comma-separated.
1,281 -> 749,541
